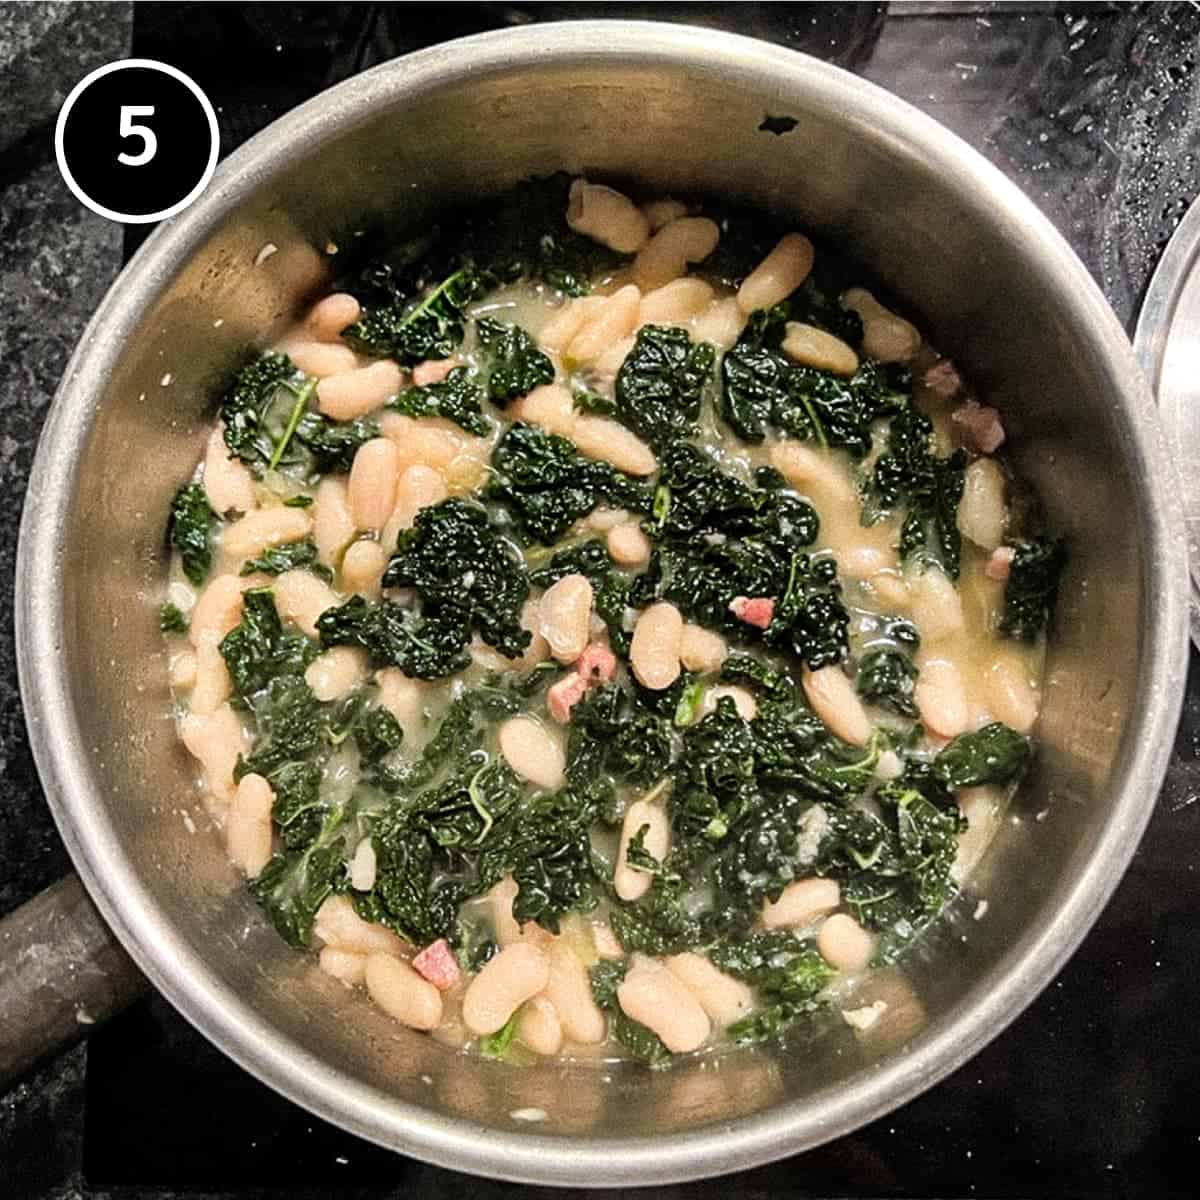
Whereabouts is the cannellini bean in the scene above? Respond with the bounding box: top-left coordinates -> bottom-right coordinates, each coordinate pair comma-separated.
189,636 -> 232,716
317,360 -> 403,421
690,296 -> 747,350
615,797 -> 670,902
665,952 -> 754,1029
546,941 -> 607,1044
538,297 -> 606,355
802,665 -> 872,747
593,334 -> 636,377
319,946 -> 367,988
601,522 -> 647,568
876,749 -> 905,780
377,412 -> 469,474
305,646 -> 369,702
908,566 -> 966,643
538,573 -> 594,664
498,715 -> 566,790
273,569 -> 338,639
914,657 -> 970,738
679,624 -> 728,674
411,356 -> 459,387
384,463 -> 448,548
566,284 -> 642,365
340,538 -> 387,599
699,684 -> 758,722
306,292 -> 361,341
223,506 -> 311,560
282,340 -> 358,379
737,233 -> 815,314
781,322 -> 859,376
769,441 -> 860,510
509,382 -> 577,435
632,217 -> 720,291
630,601 -> 683,690
180,703 -> 247,802
843,287 -> 921,363
170,651 -> 197,689
983,654 -> 1040,734
566,179 -> 650,254
226,772 -> 274,877
869,571 -> 910,609
641,197 -> 689,231
571,414 -> 657,476
638,277 -> 715,326
462,942 -> 551,1036
591,922 -> 624,960
586,506 -> 631,532
617,957 -> 710,1053
375,668 -> 426,741
313,477 -> 357,567
839,545 -> 894,580
957,457 -> 1008,551
348,437 -> 400,530
314,895 -> 409,957
762,877 -> 841,930
490,876 -> 522,947
365,953 -> 443,1031
817,913 -> 875,972
349,838 -> 377,891
517,994 -> 564,1056
203,425 -> 256,514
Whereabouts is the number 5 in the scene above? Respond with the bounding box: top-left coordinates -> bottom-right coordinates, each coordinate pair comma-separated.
117,105 -> 157,166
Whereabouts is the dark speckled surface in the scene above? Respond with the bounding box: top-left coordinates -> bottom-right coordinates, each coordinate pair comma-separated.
3,3 -> 1200,1198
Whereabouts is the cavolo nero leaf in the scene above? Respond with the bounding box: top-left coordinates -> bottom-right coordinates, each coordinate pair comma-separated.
855,648 -> 919,718
613,324 -> 716,451
387,366 -> 491,436
1000,536 -> 1067,641
238,538 -> 332,582
168,482 -> 218,586
159,602 -> 189,634
932,722 -> 1032,789
219,588 -> 317,699
476,317 -> 554,406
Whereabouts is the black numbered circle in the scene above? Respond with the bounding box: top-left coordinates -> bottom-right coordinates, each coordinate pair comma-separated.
55,59 -> 218,224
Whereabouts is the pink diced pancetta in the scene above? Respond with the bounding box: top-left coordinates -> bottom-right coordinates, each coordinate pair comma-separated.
729,595 -> 775,630
985,545 -> 1015,582
576,642 -> 618,684
411,357 -> 460,387
547,671 -> 590,724
412,938 -> 461,990
922,358 -> 962,401
951,399 -> 1006,454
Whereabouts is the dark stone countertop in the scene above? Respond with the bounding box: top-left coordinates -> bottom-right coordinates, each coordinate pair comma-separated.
2,4 -> 1200,1198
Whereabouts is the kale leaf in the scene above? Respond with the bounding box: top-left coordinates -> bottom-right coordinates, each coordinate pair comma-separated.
168,482 -> 218,586
159,602 -> 189,635
219,588 -> 317,699
238,538 -> 332,582
613,324 -> 716,451
387,367 -> 490,436
932,722 -> 1032,789
1000,536 -> 1067,641
476,317 -> 555,406
856,648 -> 919,717
291,413 -> 381,475
237,674 -> 326,779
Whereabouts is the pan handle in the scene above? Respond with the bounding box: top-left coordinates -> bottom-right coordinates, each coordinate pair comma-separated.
0,873 -> 148,1088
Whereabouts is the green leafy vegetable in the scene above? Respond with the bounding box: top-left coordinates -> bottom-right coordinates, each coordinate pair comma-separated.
387,367 -> 490,436
159,602 -> 189,634
479,1012 -> 520,1060
856,648 -> 919,717
168,482 -> 218,587
932,722 -> 1032,789
612,324 -> 715,451
528,539 -> 632,655
238,538 -> 332,582
219,588 -> 317,699
1000,536 -> 1067,641
476,317 -> 554,406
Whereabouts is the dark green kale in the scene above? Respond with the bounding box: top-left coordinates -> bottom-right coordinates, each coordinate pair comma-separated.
718,653 -> 794,700
343,266 -> 489,363
283,495 -> 313,508
237,674 -> 326,779
856,648 -> 919,718
291,413 -> 381,475
353,704 -> 405,764
159,602 -> 189,634
238,538 -> 332,583
476,317 -> 554,406
219,588 -> 317,699
869,403 -> 967,578
588,959 -> 671,1068
387,367 -> 490,436
486,422 -> 651,545
479,1012 -> 520,1060
1000,536 -> 1067,641
528,539 -> 632,655
612,324 -> 716,451
168,482 -> 218,586
624,823 -> 664,875
932,722 -> 1032,789
589,958 -> 627,1009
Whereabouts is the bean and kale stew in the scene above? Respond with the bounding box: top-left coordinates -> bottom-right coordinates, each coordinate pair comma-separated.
163,175 -> 1065,1065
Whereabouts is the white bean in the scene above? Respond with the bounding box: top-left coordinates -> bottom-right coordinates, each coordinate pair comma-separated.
377,412 -> 469,475
571,414 -> 657,476
489,875 -> 522,947
590,921 -> 624,960
914,656 -> 970,738
317,361 -> 403,421
313,894 -> 409,956
365,953 -> 443,1031
617,957 -> 710,1053
838,545 -> 894,581
606,521 -> 651,566
983,654 -> 1040,734
615,797 -> 670,902
957,457 -> 1008,551
203,424 -> 256,514
462,942 -> 551,1036
319,946 -> 367,988
169,651 -> 197,689
226,772 -> 274,877
383,463 -> 448,549
508,382 -> 577,436
305,292 -> 361,342
908,566 -> 965,643
802,665 -> 872,747
188,574 -> 246,646
348,437 -> 400,531
737,233 -> 815,314
699,684 -> 757,722
304,646 -> 369,702
632,217 -> 720,291
638,277 -> 715,326
817,913 -> 875,972
180,703 -> 247,802
313,477 -> 357,567
630,601 -> 683,690
223,506 -> 311,561
340,538 -> 387,599
769,441 -> 860,510
566,284 -> 642,365
781,322 -> 859,376
761,877 -> 841,930
679,624 -> 728,674
273,569 -> 339,639
189,636 -> 232,715
566,179 -> 650,254
546,941 -> 607,1044
282,340 -> 358,379
641,197 -> 689,231
349,838 -> 377,891
665,952 -> 754,1029
375,668 -> 426,742
517,994 -> 564,1056
843,288 -> 921,363
586,506 -> 631,532
498,715 -> 566,790
690,297 -> 746,350
538,573 -> 594,664
538,297 -> 606,355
